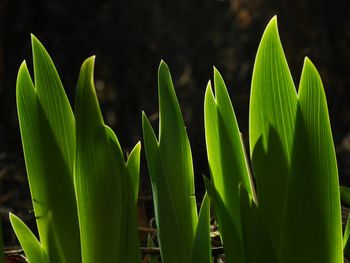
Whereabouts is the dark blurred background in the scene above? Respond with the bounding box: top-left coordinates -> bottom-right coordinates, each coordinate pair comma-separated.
1,0 -> 350,247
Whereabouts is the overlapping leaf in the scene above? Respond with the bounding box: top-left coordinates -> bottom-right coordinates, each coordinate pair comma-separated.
204,69 -> 254,233
239,186 -> 278,263
16,36 -> 80,262
142,113 -> 189,263
249,16 -> 297,251
74,56 -> 140,263
279,58 -> 343,263
204,177 -> 244,263
10,213 -> 46,263
142,61 -> 198,262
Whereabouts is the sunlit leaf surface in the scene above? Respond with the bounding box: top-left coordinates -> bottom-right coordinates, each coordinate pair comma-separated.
16,36 -> 80,262
204,70 -> 254,234
10,213 -> 46,263
74,57 -> 140,263
142,61 -> 198,262
280,58 -> 343,263
249,16 -> 297,251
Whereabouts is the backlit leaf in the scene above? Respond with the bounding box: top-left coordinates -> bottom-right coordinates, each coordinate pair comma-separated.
249,16 -> 297,250
10,213 -> 46,263
204,70 -> 254,234
279,58 -> 343,263
16,36 -> 80,262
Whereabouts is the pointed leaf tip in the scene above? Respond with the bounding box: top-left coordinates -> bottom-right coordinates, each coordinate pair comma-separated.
159,60 -> 170,74
31,34 -> 46,55
263,15 -> 279,39
19,60 -> 27,70
81,56 -> 96,71
302,56 -> 317,72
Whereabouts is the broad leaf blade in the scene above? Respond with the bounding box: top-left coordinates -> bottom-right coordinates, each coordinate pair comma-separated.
142,113 -> 188,263
31,34 -> 75,175
142,61 -> 197,262
280,58 -> 343,263
204,177 -> 244,263
10,213 -> 46,263
158,61 -> 198,252
190,193 -> 212,263
74,57 -> 127,262
16,44 -> 80,263
249,16 -> 297,250
204,71 -> 254,233
249,16 -> 297,161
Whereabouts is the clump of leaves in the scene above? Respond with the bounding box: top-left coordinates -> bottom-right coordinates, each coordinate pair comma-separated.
10,15 -> 347,263
12,35 -> 141,263
203,16 -> 343,263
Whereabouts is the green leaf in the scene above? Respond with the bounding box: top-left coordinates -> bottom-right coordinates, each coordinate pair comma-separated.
16,36 -> 80,262
127,142 -> 141,204
249,16 -> 297,161
10,213 -> 46,263
239,186 -> 279,263
344,215 -> 350,259
190,193 -> 212,263
119,141 -> 142,263
158,61 -> 198,249
279,58 -> 343,263
142,61 -> 197,262
204,70 -> 255,234
204,177 -> 244,263
74,56 -> 136,262
142,112 -> 188,263
251,128 -> 288,250
249,16 -> 297,250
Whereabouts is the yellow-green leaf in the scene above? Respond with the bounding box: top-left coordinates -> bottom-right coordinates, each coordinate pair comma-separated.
249,16 -> 297,250
10,213 -> 46,263
16,36 -> 80,262
280,58 -> 342,263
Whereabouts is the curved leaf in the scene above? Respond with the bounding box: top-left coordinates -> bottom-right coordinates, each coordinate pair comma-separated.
17,36 -> 80,262
10,213 -> 46,263
280,58 -> 343,263
142,61 -> 197,262
142,112 -> 188,263
204,70 -> 255,234
74,56 -> 131,262
249,16 -> 297,250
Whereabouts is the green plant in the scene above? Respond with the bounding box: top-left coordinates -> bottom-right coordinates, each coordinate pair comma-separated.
12,35 -> 141,263
203,16 -> 343,263
10,15 -> 347,263
142,61 -> 212,263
